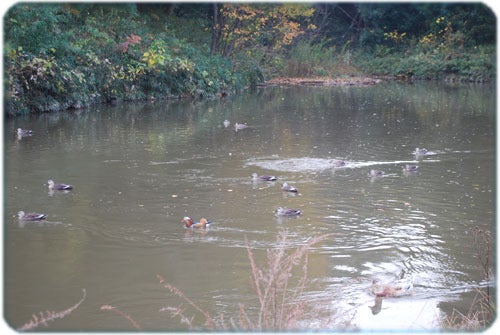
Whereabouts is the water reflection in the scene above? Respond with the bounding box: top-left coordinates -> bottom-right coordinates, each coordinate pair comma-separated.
4,82 -> 495,331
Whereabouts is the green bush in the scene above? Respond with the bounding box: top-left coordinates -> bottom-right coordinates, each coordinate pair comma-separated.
4,3 -> 258,115
278,40 -> 360,77
355,44 -> 495,82
3,3 -> 495,116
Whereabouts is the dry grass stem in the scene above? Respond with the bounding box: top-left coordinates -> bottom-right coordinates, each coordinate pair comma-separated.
159,231 -> 333,331
157,274 -> 219,329
17,289 -> 87,331
100,304 -> 142,331
442,228 -> 495,330
442,289 -> 495,330
245,231 -> 332,330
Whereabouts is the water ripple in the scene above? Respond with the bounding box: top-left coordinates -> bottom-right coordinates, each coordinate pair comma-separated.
245,156 -> 437,173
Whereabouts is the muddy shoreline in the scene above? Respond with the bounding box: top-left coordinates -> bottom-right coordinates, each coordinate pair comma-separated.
264,76 -> 384,87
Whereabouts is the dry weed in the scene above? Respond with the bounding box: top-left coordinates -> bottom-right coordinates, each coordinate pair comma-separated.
159,230 -> 333,331
17,288 -> 86,331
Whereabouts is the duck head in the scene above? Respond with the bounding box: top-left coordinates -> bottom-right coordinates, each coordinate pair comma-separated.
182,216 -> 194,227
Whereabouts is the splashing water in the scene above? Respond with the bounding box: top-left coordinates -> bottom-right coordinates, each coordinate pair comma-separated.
245,157 -> 437,173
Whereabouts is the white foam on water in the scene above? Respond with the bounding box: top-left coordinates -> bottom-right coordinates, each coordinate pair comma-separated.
245,157 -> 434,173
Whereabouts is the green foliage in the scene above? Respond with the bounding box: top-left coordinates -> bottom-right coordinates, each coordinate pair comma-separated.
4,3 -> 253,115
5,4 -> 74,55
279,39 -> 359,77
301,2 -> 495,81
355,45 -> 495,82
355,9 -> 495,82
3,2 -> 496,116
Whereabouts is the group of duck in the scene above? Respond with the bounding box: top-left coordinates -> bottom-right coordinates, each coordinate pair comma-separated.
224,119 -> 248,132
182,146 -> 432,299
15,127 -> 74,222
182,145 -> 436,231
253,172 -> 304,217
182,171 -> 302,229
182,120 -> 309,229
16,125 -> 431,299
182,145 -> 433,301
363,148 -> 435,298
17,180 -> 73,222
183,121 -> 434,233
368,148 -> 434,178
181,120 -> 248,228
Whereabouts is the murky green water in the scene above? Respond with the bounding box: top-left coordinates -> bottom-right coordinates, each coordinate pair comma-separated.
4,81 -> 495,331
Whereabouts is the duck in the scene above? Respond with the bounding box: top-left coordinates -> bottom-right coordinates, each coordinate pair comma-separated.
17,211 -> 47,221
369,169 -> 384,177
234,122 -> 248,131
331,159 -> 346,168
223,119 -> 230,128
252,173 -> 278,182
281,182 -> 298,193
414,148 -> 437,157
182,217 -> 211,229
275,207 -> 302,216
370,278 -> 413,297
403,164 -> 419,173
17,128 -> 33,137
48,179 -> 73,191
414,148 -> 428,156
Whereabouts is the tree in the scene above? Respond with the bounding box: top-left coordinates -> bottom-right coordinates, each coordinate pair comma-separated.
210,4 -> 316,58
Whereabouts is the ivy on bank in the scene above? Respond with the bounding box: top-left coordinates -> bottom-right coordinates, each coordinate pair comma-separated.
4,4 -> 257,116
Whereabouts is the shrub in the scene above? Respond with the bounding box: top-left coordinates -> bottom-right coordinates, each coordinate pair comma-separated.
158,231 -> 334,331
280,40 -> 360,77
4,3 -> 255,115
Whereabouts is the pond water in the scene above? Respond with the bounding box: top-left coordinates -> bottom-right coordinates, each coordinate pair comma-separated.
4,81 -> 496,331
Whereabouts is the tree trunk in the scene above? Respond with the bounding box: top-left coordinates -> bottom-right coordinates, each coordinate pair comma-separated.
210,3 -> 219,56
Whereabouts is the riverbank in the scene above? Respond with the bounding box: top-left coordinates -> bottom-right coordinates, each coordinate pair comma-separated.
265,76 -> 383,87
4,3 -> 495,116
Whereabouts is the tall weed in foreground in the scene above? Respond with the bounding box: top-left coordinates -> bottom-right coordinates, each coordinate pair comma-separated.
441,289 -> 495,331
16,289 -> 87,331
158,231 -> 334,331
441,228 -> 495,330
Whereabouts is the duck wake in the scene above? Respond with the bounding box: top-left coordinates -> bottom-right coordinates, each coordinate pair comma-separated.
245,157 -> 437,173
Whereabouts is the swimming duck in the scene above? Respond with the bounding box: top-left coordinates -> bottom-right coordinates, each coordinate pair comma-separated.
48,179 -> 73,191
281,182 -> 298,193
234,123 -> 248,131
332,159 -> 346,168
275,207 -> 302,216
17,128 -> 33,137
369,169 -> 384,177
182,217 -> 211,229
17,211 -> 47,221
223,120 -> 230,128
370,278 -> 413,297
403,164 -> 419,173
414,148 -> 437,157
252,173 -> 278,182
414,148 -> 428,156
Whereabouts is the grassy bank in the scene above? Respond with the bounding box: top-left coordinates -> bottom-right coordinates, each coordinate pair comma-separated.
4,4 -> 261,116
273,39 -> 495,83
4,3 -> 495,116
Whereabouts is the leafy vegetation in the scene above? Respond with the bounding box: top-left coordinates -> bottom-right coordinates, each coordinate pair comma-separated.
4,3 -> 495,115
